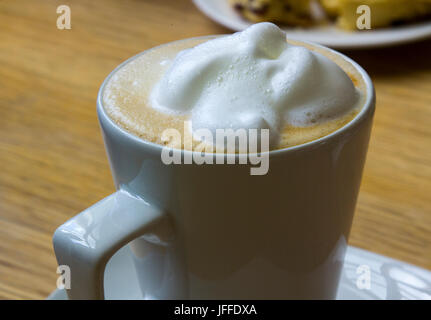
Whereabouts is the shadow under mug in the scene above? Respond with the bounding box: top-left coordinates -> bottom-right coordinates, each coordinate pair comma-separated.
53,37 -> 375,300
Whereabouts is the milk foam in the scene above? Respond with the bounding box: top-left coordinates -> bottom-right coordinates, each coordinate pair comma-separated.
150,23 -> 359,148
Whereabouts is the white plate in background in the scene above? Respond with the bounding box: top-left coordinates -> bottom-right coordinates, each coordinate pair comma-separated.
193,0 -> 431,49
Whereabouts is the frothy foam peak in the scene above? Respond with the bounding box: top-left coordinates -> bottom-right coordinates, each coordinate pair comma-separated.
151,23 -> 359,148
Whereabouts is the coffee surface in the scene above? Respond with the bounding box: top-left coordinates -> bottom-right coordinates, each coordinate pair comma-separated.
102,37 -> 366,152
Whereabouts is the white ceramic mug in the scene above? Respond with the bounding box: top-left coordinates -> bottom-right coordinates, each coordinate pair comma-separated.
53,38 -> 375,300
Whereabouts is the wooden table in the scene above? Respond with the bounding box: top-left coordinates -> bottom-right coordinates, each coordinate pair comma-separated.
0,0 -> 430,299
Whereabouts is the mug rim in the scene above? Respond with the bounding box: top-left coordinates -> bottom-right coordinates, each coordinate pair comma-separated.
97,35 -> 375,158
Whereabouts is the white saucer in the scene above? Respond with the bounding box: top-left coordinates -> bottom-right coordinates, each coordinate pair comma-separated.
192,0 -> 431,49
48,245 -> 431,300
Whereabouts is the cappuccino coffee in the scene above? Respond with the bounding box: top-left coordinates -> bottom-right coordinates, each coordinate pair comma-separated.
103,23 -> 366,152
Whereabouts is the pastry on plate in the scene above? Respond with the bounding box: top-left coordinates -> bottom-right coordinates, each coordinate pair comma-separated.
319,0 -> 339,17
229,0 -> 431,30
321,0 -> 431,30
229,0 -> 314,26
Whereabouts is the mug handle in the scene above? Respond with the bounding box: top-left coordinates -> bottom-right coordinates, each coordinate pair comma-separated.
53,189 -> 165,299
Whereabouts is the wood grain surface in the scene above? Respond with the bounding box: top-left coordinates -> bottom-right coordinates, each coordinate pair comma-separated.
0,0 -> 430,299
